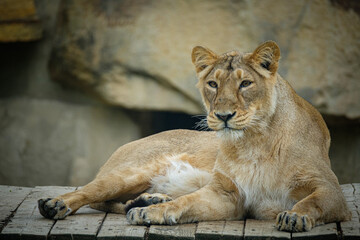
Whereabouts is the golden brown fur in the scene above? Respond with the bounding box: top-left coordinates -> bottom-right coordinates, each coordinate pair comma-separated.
38,41 -> 350,232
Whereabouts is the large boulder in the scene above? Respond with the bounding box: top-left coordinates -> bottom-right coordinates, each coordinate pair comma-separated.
50,0 -> 360,118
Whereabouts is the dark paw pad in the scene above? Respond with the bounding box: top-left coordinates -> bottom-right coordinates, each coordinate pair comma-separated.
125,193 -> 172,213
38,198 -> 71,220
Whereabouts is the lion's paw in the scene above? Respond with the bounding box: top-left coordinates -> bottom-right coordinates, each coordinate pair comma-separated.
125,193 -> 172,213
276,211 -> 314,232
138,193 -> 173,204
38,198 -> 72,220
126,204 -> 179,226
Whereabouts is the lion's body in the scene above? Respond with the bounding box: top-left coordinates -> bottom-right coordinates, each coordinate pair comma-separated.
95,130 -> 218,203
38,41 -> 351,232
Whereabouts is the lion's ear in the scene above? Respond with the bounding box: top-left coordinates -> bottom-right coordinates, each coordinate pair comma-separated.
191,46 -> 218,73
246,41 -> 280,77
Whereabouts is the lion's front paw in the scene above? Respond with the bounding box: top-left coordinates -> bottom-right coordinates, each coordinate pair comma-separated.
276,211 -> 314,232
126,204 -> 179,226
38,198 -> 72,220
136,193 -> 173,205
125,193 -> 173,213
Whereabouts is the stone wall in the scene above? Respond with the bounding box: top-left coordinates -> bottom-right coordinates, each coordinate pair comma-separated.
0,0 -> 359,186
50,0 -> 360,118
0,0 -> 140,186
0,0 -> 43,42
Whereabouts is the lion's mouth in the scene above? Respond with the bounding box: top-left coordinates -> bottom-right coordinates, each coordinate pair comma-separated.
208,121 -> 247,132
223,121 -> 247,131
224,126 -> 246,131
220,126 -> 246,132
207,114 -> 249,132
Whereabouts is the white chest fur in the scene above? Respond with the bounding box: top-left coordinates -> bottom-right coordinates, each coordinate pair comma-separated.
225,159 -> 296,219
148,159 -> 212,198
150,155 -> 295,220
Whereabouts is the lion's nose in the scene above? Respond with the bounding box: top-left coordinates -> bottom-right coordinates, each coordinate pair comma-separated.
215,112 -> 236,122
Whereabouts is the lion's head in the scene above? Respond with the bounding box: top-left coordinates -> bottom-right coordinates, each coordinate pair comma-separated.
192,41 -> 281,138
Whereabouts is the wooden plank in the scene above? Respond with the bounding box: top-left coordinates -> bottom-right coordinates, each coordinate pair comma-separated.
292,223 -> 338,240
49,204 -> 106,240
222,220 -> 244,240
96,213 -> 147,240
148,224 -> 196,240
195,221 -> 225,240
244,219 -> 290,240
340,183 -> 360,240
0,185 -> 32,232
0,183 -> 358,239
353,183 -> 360,216
352,183 -> 360,190
352,183 -> 360,193
341,209 -> 360,240
342,184 -> 355,202
0,186 -> 76,240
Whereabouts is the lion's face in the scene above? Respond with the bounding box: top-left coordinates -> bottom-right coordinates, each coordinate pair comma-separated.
192,41 -> 281,137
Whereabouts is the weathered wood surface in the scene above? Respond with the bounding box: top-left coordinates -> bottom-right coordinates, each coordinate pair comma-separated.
196,221 -> 225,240
195,221 -> 245,240
0,184 -> 359,240
222,221 -> 244,240
149,224 -> 196,240
244,219 -> 290,240
97,213 -> 147,240
341,184 -> 360,240
50,205 -> 105,240
0,186 -> 75,240
0,186 -> 32,231
292,223 -> 338,240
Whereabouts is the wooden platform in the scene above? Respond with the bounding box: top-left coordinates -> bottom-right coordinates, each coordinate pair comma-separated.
0,184 -> 359,240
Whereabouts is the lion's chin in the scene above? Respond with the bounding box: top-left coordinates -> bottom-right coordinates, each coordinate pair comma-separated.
216,128 -> 245,140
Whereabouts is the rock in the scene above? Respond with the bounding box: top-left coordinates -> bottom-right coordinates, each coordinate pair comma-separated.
48,0 -> 260,114
0,0 -> 38,21
0,0 -> 43,42
0,0 -> 141,187
49,0 -> 360,118
0,98 -> 140,186
0,22 -> 43,42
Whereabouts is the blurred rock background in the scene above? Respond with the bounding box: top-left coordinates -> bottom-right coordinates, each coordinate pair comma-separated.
0,0 -> 359,186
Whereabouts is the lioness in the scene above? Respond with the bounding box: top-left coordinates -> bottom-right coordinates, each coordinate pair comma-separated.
38,41 -> 351,232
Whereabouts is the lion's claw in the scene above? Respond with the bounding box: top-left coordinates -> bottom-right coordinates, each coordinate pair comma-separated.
276,211 -> 314,232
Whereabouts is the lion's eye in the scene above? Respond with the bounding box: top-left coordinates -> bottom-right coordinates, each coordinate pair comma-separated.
208,81 -> 218,88
201,65 -> 208,70
240,80 -> 252,89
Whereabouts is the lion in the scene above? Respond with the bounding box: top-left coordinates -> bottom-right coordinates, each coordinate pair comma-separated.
38,41 -> 351,232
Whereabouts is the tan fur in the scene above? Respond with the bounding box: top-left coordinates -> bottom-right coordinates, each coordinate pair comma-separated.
38,41 -> 351,232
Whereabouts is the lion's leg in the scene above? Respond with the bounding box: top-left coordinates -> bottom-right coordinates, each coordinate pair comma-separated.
38,161 -> 167,220
276,184 -> 351,232
126,172 -> 244,225
89,201 -> 127,214
89,193 -> 173,214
